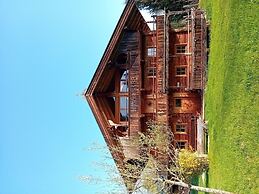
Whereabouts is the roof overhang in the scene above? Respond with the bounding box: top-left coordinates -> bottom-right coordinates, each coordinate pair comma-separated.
85,0 -> 149,96
85,0 -> 150,192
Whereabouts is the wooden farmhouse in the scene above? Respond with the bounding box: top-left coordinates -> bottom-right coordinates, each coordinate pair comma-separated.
85,0 -> 207,192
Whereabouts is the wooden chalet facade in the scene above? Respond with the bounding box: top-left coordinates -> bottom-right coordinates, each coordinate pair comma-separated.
85,0 -> 207,192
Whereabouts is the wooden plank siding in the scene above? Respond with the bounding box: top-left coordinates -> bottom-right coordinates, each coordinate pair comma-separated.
190,9 -> 207,90
84,2 -> 150,191
156,15 -> 168,123
128,31 -> 142,136
85,2 -> 208,191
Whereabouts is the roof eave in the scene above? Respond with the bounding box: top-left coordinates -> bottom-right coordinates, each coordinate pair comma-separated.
85,0 -> 148,97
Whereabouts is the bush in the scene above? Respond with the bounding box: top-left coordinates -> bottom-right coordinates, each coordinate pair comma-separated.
177,149 -> 209,182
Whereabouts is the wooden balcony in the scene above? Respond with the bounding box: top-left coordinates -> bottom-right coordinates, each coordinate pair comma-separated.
190,9 -> 207,90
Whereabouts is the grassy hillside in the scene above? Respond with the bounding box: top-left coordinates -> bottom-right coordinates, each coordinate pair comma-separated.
200,0 -> 259,193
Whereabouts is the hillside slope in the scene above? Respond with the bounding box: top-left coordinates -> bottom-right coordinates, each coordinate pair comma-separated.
201,0 -> 259,193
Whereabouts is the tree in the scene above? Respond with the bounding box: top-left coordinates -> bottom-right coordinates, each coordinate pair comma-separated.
126,0 -> 200,28
84,122 -> 234,194
126,0 -> 199,13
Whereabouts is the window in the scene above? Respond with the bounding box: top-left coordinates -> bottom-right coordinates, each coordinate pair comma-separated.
176,141 -> 187,149
105,70 -> 129,123
176,45 -> 187,54
120,70 -> 128,92
147,67 -> 157,77
175,99 -> 182,107
175,124 -> 186,133
120,97 -> 128,121
147,47 -> 156,57
176,67 -> 186,76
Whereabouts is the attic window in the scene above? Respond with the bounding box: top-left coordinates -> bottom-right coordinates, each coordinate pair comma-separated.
120,97 -> 128,121
102,69 -> 128,124
176,45 -> 187,54
147,47 -> 156,57
120,70 -> 128,92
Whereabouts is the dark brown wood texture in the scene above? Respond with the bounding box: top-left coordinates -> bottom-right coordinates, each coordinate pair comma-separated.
84,2 -> 150,190
190,9 -> 207,89
85,3 -> 207,190
128,32 -> 141,136
156,16 -> 168,123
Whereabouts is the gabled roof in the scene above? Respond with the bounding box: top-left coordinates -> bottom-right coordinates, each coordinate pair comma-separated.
85,0 -> 149,148
85,1 -> 150,192
86,0 -> 149,96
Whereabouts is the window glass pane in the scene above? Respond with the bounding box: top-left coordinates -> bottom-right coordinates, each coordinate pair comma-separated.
176,45 -> 186,54
176,124 -> 186,132
120,97 -> 128,109
120,70 -> 128,92
120,109 -> 128,121
120,97 -> 128,121
176,141 -> 186,149
147,48 -> 156,57
120,80 -> 128,92
175,99 -> 182,107
121,70 -> 128,80
176,67 -> 186,75
147,67 -> 157,77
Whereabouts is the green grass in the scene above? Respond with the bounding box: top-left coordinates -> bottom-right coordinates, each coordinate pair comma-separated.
190,173 -> 209,194
200,0 -> 259,193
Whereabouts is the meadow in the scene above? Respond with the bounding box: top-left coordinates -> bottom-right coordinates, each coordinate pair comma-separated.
200,0 -> 259,193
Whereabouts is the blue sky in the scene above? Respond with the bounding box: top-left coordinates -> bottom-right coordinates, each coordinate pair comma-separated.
0,0 -> 127,193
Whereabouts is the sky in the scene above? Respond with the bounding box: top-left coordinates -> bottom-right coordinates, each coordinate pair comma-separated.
0,0 -> 130,194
